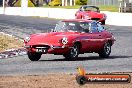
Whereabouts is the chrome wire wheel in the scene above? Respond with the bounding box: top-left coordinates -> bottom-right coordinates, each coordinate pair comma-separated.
104,43 -> 111,55
70,45 -> 78,58
99,42 -> 111,58
63,44 -> 79,60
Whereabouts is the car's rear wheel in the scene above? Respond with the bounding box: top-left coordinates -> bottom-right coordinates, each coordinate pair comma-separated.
27,52 -> 42,61
63,44 -> 79,60
101,20 -> 105,25
99,42 -> 111,58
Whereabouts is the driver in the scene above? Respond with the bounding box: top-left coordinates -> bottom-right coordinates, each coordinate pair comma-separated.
79,23 -> 90,33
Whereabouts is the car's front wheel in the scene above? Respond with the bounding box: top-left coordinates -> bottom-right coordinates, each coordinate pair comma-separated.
99,42 -> 111,58
27,52 -> 42,61
63,44 -> 79,60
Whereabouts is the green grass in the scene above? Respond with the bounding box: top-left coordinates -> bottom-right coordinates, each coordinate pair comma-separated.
43,5 -> 118,12
43,5 -> 81,9
98,5 -> 118,12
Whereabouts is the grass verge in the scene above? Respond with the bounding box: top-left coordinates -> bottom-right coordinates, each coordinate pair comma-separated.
43,5 -> 119,12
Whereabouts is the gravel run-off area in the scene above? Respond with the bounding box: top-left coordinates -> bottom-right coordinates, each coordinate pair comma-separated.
0,73 -> 132,88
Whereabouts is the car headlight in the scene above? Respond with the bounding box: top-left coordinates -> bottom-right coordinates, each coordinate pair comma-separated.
61,37 -> 68,45
24,36 -> 30,43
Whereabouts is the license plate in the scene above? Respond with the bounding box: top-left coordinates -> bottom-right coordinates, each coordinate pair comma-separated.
36,49 -> 47,53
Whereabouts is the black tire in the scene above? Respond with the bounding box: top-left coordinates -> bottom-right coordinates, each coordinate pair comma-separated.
27,52 -> 42,61
63,44 -> 79,60
76,75 -> 87,85
99,42 -> 111,58
101,20 -> 105,25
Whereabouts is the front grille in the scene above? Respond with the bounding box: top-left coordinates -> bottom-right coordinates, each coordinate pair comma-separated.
91,18 -> 100,21
32,45 -> 50,49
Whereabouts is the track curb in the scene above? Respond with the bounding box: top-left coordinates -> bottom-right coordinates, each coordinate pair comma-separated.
0,48 -> 27,59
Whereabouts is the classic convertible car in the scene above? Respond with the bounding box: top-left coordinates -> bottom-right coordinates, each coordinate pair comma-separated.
75,5 -> 106,25
24,19 -> 115,61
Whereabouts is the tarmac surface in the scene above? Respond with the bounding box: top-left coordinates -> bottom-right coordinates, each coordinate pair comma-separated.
0,14 -> 132,76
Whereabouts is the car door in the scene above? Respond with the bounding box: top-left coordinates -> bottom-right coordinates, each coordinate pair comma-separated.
79,32 -> 93,52
77,22 -> 93,52
89,22 -> 104,51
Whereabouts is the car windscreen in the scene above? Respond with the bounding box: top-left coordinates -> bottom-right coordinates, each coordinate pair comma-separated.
54,21 -> 90,33
82,6 -> 98,12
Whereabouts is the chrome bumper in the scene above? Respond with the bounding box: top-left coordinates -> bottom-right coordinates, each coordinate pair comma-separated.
51,45 -> 73,49
24,45 -> 73,49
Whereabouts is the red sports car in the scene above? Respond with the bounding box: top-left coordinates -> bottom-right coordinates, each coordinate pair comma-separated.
75,5 -> 107,25
24,19 -> 115,61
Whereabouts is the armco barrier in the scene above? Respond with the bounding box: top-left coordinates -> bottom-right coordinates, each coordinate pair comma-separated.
0,7 -> 132,26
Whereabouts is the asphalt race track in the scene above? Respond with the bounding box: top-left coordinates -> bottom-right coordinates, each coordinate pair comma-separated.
0,14 -> 132,76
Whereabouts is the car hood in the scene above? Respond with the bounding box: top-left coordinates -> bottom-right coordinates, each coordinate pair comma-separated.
84,11 -> 104,18
26,32 -> 80,46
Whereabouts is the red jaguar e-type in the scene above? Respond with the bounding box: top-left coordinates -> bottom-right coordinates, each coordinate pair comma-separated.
24,19 -> 115,61
75,5 -> 106,25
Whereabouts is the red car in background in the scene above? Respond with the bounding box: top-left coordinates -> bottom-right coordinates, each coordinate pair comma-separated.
75,5 -> 107,25
24,19 -> 115,61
